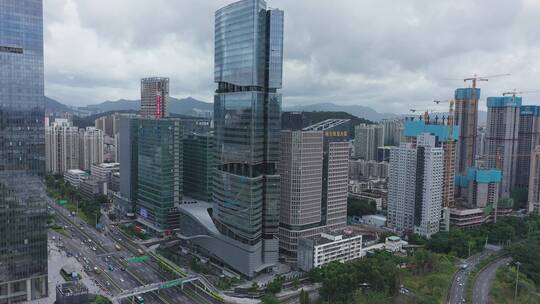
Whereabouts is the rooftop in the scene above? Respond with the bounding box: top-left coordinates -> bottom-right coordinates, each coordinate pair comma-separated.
306,229 -> 362,246
56,281 -> 88,296
303,119 -> 350,131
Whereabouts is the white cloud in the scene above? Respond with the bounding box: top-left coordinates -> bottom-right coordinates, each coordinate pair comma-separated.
44,0 -> 540,114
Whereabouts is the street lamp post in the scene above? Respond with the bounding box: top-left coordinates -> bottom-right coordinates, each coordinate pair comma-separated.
514,261 -> 521,303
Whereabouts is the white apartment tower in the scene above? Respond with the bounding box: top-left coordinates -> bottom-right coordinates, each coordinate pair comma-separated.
45,119 -> 80,173
79,127 -> 104,171
388,133 -> 444,237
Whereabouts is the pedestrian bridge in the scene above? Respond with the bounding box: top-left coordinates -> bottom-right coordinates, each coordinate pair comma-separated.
114,276 -> 198,300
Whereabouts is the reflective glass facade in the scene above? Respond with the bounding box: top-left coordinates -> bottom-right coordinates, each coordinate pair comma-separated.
0,0 -> 48,302
183,133 -> 215,202
214,0 -> 283,276
136,119 -> 182,232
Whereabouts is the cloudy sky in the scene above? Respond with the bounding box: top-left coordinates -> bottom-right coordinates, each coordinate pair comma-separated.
43,0 -> 540,113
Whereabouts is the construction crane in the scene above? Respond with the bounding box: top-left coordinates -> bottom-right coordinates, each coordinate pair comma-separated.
502,90 -> 540,97
460,73 -> 511,88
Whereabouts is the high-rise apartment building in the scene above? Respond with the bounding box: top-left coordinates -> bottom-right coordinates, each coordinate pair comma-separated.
212,0 -> 283,277
0,0 -> 48,301
388,133 -> 444,237
455,88 -> 481,177
135,118 -> 182,233
279,130 -> 324,255
45,119 -> 80,174
403,118 -> 458,210
381,119 -> 403,146
79,127 -> 104,171
485,96 -> 521,197
183,133 -> 215,202
140,77 -> 169,119
354,124 -> 384,160
516,106 -> 540,189
527,146 -> 540,213
463,166 -> 501,208
94,113 -> 120,137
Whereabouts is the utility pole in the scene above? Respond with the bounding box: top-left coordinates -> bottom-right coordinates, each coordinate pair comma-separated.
514,261 -> 521,303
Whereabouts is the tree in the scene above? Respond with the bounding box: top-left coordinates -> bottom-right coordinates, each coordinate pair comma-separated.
354,290 -> 392,304
249,282 -> 259,292
261,294 -> 280,304
267,276 -> 284,294
347,197 -> 377,217
93,295 -> 112,304
299,289 -> 310,304
510,187 -> 528,210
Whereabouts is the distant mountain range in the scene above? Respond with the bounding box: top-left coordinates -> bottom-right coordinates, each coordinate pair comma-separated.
46,97 -> 403,122
284,102 -> 400,122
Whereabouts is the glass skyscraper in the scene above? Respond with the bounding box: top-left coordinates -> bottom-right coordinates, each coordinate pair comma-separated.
0,0 -> 48,302
135,118 -> 182,233
213,0 -> 283,276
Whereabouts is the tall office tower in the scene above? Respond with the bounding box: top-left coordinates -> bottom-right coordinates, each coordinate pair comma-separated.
354,123 -> 384,160
516,106 -> 540,189
485,96 -> 521,197
183,133 -> 215,202
279,130 -> 324,255
45,119 -> 80,174
0,0 -> 48,301
388,133 -> 444,237
135,118 -> 182,233
303,119 -> 350,231
213,0 -> 283,277
382,119 -> 402,146
527,146 -> 540,213
455,88 -> 481,178
140,77 -> 169,119
78,127 -> 104,171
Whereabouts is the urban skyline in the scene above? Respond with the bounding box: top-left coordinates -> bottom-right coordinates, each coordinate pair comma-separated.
3,0 -> 540,303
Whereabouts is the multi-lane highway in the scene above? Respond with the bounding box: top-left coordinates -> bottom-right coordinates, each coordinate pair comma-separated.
48,198 -> 211,304
472,257 -> 512,304
448,250 -> 493,304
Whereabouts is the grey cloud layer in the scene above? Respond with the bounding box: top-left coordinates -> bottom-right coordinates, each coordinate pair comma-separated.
44,0 -> 540,113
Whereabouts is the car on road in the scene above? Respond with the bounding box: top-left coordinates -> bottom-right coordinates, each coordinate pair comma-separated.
461,264 -> 469,269
92,247 -> 97,251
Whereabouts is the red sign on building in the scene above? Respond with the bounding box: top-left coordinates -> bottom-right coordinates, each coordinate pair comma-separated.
155,94 -> 162,119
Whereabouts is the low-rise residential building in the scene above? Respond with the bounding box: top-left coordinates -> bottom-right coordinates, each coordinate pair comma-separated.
90,163 -> 120,192
450,206 -> 513,229
64,169 -> 88,188
79,177 -> 106,201
297,230 -> 363,272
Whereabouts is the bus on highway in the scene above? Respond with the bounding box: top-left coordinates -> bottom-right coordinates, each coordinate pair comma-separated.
134,295 -> 144,303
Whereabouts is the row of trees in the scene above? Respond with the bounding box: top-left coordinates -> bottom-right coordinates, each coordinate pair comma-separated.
46,173 -> 107,225
425,216 -> 540,258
